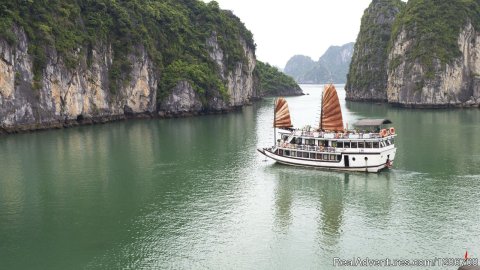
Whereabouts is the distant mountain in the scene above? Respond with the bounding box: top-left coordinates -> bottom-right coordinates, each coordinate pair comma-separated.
282,55 -> 316,81
284,42 -> 355,84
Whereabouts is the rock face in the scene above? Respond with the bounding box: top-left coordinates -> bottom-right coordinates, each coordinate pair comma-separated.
387,23 -> 480,107
158,81 -> 203,114
284,43 -> 354,84
348,0 -> 480,108
0,27 -> 256,132
346,0 -> 404,101
0,26 -> 157,131
205,34 -> 256,107
158,34 -> 256,116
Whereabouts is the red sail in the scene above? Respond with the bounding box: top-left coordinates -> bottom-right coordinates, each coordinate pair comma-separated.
321,84 -> 344,132
274,97 -> 293,128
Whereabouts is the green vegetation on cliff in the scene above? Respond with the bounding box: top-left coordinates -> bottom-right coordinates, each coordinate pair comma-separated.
390,0 -> 480,76
0,0 -> 254,99
255,61 -> 302,96
346,0 -> 405,100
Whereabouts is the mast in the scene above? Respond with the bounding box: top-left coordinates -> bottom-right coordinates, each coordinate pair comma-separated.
319,89 -> 323,131
274,98 -> 276,146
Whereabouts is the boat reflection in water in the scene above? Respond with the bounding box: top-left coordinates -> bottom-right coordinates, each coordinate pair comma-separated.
267,165 -> 394,248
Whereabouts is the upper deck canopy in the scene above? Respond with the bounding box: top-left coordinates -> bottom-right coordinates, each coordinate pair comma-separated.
354,119 -> 392,127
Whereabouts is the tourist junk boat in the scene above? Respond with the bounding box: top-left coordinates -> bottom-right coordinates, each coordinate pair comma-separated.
257,84 -> 397,172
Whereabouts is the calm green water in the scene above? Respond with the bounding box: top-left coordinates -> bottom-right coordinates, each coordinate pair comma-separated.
1,85 -> 479,269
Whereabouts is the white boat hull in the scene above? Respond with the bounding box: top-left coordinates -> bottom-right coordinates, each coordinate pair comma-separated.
258,147 -> 396,173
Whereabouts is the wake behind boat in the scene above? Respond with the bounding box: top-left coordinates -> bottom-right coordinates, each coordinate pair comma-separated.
258,84 -> 397,173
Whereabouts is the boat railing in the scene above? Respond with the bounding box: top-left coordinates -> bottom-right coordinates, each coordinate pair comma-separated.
276,141 -> 395,153
290,129 -> 402,139
297,131 -> 389,139
276,143 -> 337,153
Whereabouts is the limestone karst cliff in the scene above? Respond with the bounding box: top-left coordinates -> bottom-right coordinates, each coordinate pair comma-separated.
0,0 -> 301,133
346,0 -> 404,101
387,0 -> 480,107
348,0 -> 480,108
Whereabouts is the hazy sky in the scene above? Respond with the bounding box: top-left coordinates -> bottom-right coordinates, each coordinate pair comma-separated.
204,0 -> 373,68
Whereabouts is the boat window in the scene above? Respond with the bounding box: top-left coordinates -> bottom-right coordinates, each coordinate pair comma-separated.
291,151 -> 296,157
373,142 -> 379,148
323,154 -> 329,160
291,137 -> 296,144
330,154 -> 336,161
278,150 -> 283,156
297,138 -> 303,145
358,142 -> 365,148
351,142 -> 358,148
282,135 -> 289,141
380,141 -> 385,148
310,153 -> 316,159
386,140 -> 391,146
337,155 -> 342,161
285,150 -> 290,156
303,152 -> 309,158
332,141 -> 337,147
365,142 -> 372,148
316,153 -> 322,160
306,139 -> 315,145
297,151 -> 303,157
337,142 -> 344,148
344,142 -> 350,148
